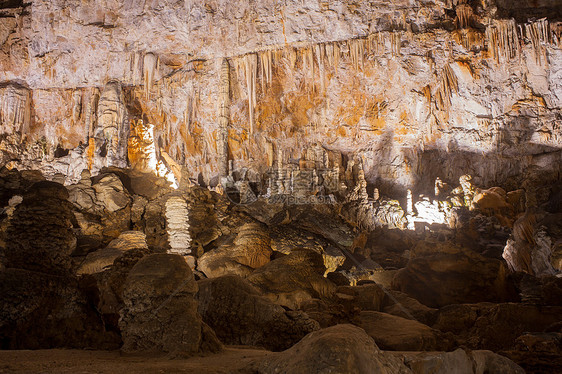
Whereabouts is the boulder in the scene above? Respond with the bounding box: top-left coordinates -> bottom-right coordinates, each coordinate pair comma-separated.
77,231 -> 148,275
119,253 -> 221,355
356,311 -> 450,351
3,181 -> 77,275
393,349 -> 524,374
392,241 -> 515,308
246,248 -> 336,309
197,275 -> 319,351
433,303 -> 562,351
198,222 -> 272,278
242,324 -> 410,374
335,283 -> 386,312
0,268 -> 120,349
92,173 -> 131,213
382,290 -> 438,326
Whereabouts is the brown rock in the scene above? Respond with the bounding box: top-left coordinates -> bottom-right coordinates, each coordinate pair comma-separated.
356,311 -> 450,351
246,248 -> 336,310
243,324 -> 410,374
119,253 -> 221,355
198,222 -> 272,278
197,275 -> 319,351
393,241 -> 515,308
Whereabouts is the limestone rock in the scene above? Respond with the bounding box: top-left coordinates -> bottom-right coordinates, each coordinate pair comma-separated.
92,173 -> 130,213
395,349 -> 524,374
165,195 -> 192,255
197,275 -> 319,351
393,242 -> 515,308
198,222 -> 272,278
356,311 -> 450,351
0,268 -> 120,349
246,248 -> 336,309
335,283 -> 386,312
243,324 -> 411,374
382,290 -> 438,326
119,253 -> 221,355
3,181 -> 76,275
76,231 -> 148,275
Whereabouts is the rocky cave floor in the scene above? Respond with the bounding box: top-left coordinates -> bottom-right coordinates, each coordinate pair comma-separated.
0,167 -> 561,374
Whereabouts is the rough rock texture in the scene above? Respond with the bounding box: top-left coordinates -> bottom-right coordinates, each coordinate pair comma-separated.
77,231 -> 148,275
197,275 -> 319,351
119,253 -> 221,355
393,349 -> 525,374
246,248 -> 336,309
242,324 -> 411,374
356,311 -> 450,351
198,222 -> 272,278
0,268 -> 120,349
0,1 -> 560,198
392,241 -> 515,308
3,181 -> 76,275
433,303 -> 562,351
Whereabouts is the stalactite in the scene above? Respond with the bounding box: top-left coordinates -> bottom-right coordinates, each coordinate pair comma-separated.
314,43 -> 326,93
218,58 -> 230,178
243,53 -> 257,135
391,32 -> 401,56
350,39 -> 364,71
143,52 -> 158,100
435,64 -> 459,111
259,49 -> 273,91
302,46 -> 315,91
455,4 -> 473,29
524,18 -> 549,65
0,83 -> 31,136
485,19 -> 519,63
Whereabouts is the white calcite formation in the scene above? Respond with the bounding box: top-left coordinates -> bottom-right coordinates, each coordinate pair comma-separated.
0,1 -> 558,197
165,195 -> 192,256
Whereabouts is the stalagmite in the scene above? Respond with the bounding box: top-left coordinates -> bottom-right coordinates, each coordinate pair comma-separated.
143,52 -> 159,100
165,195 -> 192,255
218,58 -> 230,178
243,53 -> 257,135
94,81 -> 129,171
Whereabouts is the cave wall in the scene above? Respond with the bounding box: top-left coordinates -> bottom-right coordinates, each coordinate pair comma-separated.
0,0 -> 561,194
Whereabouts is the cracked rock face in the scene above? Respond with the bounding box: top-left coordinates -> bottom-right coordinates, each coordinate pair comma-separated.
0,1 -> 558,195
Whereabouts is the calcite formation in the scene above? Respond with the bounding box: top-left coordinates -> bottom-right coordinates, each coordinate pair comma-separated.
165,195 -> 192,256
0,0 -> 557,195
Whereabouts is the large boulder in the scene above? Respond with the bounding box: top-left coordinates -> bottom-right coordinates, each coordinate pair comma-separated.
119,253 -> 221,355
0,268 -> 120,349
3,181 -> 76,275
77,231 -> 148,275
198,222 -> 272,278
356,311 -> 451,351
392,349 -> 524,374
392,241 -> 515,308
246,248 -> 336,309
433,303 -> 562,351
242,324 -> 410,374
197,275 -> 319,351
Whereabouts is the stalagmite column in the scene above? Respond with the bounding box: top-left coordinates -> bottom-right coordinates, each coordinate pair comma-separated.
165,195 -> 191,255
218,58 -> 230,179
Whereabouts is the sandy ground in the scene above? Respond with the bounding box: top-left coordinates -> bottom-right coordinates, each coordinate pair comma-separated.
0,347 -> 271,373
